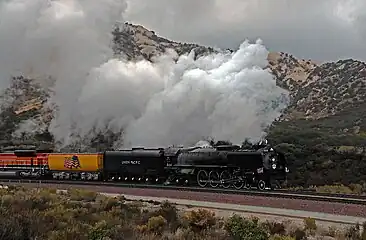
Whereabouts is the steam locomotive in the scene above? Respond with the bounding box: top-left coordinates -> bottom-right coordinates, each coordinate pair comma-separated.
0,140 -> 289,190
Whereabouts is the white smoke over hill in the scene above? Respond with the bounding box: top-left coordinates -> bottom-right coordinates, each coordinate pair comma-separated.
0,0 -> 289,149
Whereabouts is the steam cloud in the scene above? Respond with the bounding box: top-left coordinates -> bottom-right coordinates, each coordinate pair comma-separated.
0,0 -> 290,149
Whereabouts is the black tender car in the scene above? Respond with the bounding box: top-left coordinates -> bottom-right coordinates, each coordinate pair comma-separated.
103,148 -> 167,182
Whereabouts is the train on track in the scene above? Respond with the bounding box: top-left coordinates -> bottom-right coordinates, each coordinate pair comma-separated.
0,140 -> 289,190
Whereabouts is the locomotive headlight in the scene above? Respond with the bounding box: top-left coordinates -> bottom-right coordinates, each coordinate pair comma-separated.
272,164 -> 276,169
285,167 -> 289,173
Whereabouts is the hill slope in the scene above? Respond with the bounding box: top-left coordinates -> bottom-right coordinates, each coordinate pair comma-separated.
0,23 -> 365,187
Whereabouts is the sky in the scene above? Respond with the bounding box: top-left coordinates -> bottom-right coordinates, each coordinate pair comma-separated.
124,0 -> 366,63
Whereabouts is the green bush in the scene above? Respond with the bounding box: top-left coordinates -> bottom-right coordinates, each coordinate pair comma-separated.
225,214 -> 268,240
303,217 -> 317,233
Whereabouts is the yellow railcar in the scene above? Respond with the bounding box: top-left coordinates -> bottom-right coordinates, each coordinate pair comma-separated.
48,153 -> 103,172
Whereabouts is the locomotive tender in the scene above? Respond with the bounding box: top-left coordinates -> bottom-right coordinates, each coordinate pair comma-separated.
0,141 -> 289,190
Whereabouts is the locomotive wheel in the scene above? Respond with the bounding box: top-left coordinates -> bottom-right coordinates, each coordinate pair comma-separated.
257,180 -> 266,190
197,170 -> 209,187
244,180 -> 252,189
233,180 -> 244,189
209,171 -> 220,188
220,170 -> 231,189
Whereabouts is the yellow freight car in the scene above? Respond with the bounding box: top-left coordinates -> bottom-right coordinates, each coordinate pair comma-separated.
48,153 -> 103,180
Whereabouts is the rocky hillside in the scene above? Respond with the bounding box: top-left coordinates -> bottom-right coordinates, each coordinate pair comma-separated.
287,60 -> 366,120
267,52 -> 318,93
113,23 -> 217,61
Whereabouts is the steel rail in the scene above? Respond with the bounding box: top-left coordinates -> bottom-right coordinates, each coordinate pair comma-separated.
1,179 -> 365,205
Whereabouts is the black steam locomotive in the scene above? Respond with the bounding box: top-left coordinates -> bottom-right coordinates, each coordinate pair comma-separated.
103,140 -> 289,190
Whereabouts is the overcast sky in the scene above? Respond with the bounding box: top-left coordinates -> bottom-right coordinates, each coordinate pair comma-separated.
124,0 -> 366,63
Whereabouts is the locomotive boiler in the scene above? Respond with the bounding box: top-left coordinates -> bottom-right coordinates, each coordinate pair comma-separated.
164,142 -> 288,190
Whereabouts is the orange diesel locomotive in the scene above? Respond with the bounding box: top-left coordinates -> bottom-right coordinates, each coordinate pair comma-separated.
0,150 -> 49,178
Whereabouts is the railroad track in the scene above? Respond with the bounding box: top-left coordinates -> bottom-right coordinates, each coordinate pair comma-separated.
1,179 -> 366,205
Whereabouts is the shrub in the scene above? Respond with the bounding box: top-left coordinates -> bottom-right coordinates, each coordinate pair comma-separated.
344,222 -> 366,240
88,220 -> 110,240
224,214 -> 269,240
158,201 -> 178,223
327,226 -> 337,237
262,221 -> 286,235
68,189 -> 98,202
48,224 -> 89,240
362,222 -> 366,240
0,194 -> 15,207
183,209 -> 216,232
349,183 -> 364,195
99,197 -> 120,211
316,184 -> 353,194
147,215 -> 167,235
290,228 -> 307,240
152,201 -> 179,231
303,217 -> 317,233
345,223 -> 362,240
270,235 -> 295,240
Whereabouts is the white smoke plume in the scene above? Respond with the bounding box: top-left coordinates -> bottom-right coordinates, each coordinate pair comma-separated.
0,0 -> 290,149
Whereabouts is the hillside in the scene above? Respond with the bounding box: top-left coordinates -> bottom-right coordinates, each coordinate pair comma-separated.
0,23 -> 365,187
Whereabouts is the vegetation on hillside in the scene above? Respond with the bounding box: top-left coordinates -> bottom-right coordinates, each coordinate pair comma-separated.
267,102 -> 366,187
0,186 -> 365,240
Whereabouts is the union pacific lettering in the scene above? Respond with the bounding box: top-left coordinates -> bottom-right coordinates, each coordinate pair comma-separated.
121,160 -> 140,165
